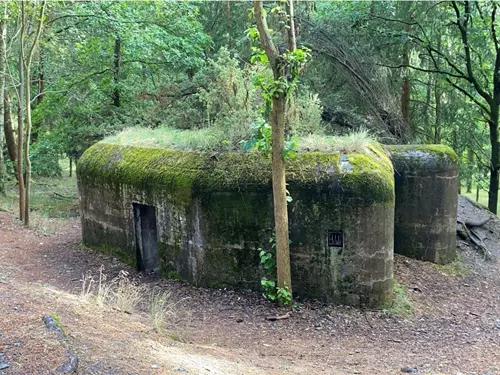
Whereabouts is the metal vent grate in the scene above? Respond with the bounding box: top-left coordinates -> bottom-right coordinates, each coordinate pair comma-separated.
328,230 -> 344,248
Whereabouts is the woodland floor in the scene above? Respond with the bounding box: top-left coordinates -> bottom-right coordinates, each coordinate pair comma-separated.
0,195 -> 499,375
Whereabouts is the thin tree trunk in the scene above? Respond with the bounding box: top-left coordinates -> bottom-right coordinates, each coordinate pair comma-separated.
488,104 -> 499,214
434,82 -> 442,144
423,74 -> 432,138
400,2 -> 412,130
37,46 -> 44,105
254,0 -> 293,296
113,36 -> 121,107
4,92 -> 16,163
69,157 -> 72,177
22,0 -> 46,226
24,59 -> 32,225
17,7 -> 25,222
271,95 -> 292,292
401,73 -> 410,128
0,5 -> 6,194
433,36 -> 442,144
466,147 -> 473,193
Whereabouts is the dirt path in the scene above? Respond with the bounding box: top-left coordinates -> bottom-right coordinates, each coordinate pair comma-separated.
0,211 -> 499,375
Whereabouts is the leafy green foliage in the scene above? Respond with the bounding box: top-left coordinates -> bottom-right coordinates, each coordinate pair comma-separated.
240,121 -> 272,154
30,138 -> 63,177
31,1 -> 211,160
257,234 -> 292,306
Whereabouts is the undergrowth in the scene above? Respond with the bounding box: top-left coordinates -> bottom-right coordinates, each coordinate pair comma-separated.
434,254 -> 469,277
380,279 -> 413,318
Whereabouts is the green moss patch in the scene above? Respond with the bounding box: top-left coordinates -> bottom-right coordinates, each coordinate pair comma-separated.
434,254 -> 469,277
380,279 -> 414,318
386,144 -> 459,165
78,141 -> 395,204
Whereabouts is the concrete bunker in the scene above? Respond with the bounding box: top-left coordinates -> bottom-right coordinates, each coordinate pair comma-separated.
386,145 -> 459,264
77,142 -> 395,306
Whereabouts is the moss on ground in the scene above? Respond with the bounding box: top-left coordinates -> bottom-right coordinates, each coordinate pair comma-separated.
82,243 -> 137,268
434,254 -> 469,277
380,279 -> 414,318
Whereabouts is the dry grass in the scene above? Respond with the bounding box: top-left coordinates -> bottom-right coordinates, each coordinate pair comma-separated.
79,267 -> 144,312
78,268 -> 187,336
149,290 -> 173,334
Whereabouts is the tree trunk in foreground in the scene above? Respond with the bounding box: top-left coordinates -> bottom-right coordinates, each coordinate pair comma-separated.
270,95 -> 292,292
254,0 -> 293,295
488,103 -> 499,214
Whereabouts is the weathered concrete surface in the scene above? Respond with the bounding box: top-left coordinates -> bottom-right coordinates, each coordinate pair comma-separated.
387,145 -> 459,264
77,142 -> 395,306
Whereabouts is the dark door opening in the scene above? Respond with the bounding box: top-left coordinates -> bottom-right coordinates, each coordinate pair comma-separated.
133,203 -> 159,272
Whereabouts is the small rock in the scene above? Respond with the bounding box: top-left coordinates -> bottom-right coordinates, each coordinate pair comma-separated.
495,319 -> 500,329
151,364 -> 160,369
43,314 -> 63,334
0,363 -> 9,370
401,367 -> 420,374
55,351 -> 78,374
236,318 -> 244,323
173,367 -> 187,372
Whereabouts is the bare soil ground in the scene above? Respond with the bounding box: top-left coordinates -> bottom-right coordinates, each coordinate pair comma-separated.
0,196 -> 499,375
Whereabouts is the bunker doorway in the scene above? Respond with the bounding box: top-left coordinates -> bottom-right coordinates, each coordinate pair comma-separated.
133,203 -> 159,272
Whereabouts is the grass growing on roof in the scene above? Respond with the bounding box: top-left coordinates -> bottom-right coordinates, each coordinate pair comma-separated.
104,125 -> 375,154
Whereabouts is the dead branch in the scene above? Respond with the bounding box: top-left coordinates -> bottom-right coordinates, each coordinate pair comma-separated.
266,312 -> 291,321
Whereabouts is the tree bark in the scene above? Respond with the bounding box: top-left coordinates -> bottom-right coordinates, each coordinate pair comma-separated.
113,36 -> 121,107
423,74 -> 432,138
21,0 -> 46,226
254,0 -> 293,295
4,92 -> 16,163
37,46 -> 44,105
24,58 -> 33,225
400,2 -> 412,130
0,4 -> 6,194
270,95 -> 292,292
434,81 -> 441,144
488,103 -> 499,214
17,4 -> 25,223
466,147 -> 473,193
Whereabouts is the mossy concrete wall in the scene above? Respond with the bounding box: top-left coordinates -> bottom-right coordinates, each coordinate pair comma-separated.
77,142 -> 395,306
386,145 -> 459,264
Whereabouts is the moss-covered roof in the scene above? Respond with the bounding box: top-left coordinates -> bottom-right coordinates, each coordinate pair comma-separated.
385,144 -> 459,171
77,141 -> 395,204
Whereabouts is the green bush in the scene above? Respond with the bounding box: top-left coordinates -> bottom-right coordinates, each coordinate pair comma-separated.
30,138 -> 63,177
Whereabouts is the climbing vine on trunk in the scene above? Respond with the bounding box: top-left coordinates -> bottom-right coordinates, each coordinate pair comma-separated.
251,0 -> 310,304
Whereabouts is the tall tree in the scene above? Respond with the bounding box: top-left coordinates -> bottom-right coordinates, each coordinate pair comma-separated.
253,0 -> 301,296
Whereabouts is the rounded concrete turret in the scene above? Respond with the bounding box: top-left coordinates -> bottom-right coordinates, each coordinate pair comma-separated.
386,145 -> 459,264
